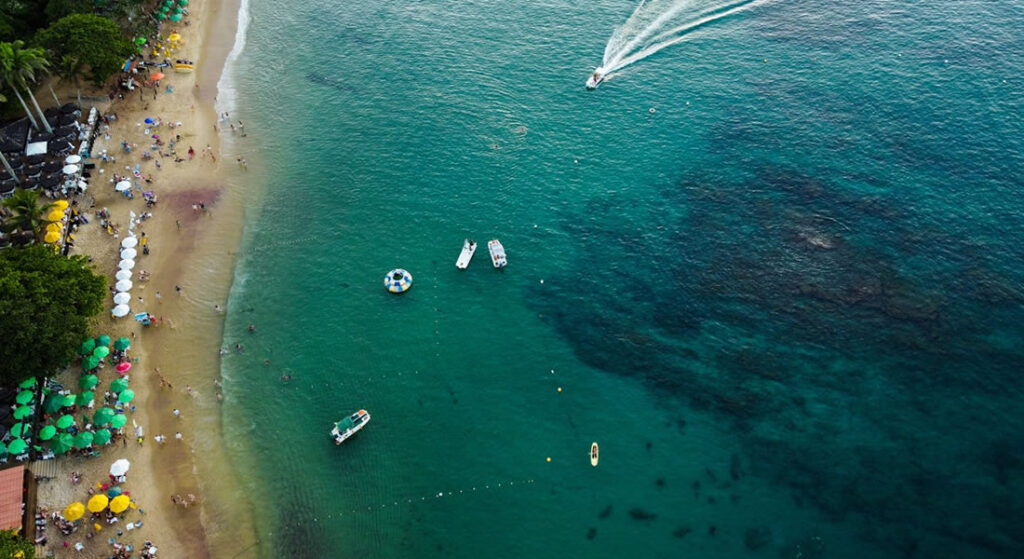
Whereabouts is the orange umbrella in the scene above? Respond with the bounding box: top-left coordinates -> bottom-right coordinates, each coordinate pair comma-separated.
150,72 -> 166,81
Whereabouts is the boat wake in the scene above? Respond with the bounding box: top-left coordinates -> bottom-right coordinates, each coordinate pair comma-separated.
590,0 -> 772,87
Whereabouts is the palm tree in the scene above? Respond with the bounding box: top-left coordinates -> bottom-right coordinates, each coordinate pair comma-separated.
0,41 -> 53,133
2,189 -> 55,239
0,90 -> 17,184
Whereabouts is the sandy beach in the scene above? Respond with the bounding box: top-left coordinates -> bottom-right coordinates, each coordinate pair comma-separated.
32,0 -> 259,556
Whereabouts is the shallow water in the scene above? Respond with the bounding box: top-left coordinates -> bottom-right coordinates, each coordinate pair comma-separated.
219,0 -> 1024,557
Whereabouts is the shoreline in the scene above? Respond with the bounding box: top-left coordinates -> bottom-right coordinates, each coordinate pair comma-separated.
33,0 -> 260,556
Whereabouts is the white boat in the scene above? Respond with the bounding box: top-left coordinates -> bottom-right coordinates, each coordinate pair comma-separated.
585,67 -> 606,90
331,409 -> 370,445
456,239 -> 477,269
591,442 -> 599,467
488,239 -> 507,268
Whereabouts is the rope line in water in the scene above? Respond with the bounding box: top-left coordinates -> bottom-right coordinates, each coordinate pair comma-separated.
309,479 -> 536,520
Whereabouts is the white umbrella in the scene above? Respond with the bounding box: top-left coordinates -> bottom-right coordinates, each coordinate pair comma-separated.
109,459 -> 130,476
62,164 -> 79,175
148,547 -> 157,555
115,279 -> 133,291
115,269 -> 132,281
64,154 -> 81,164
120,248 -> 137,259
118,259 -> 135,270
113,292 -> 131,305
111,305 -> 130,318
115,181 -> 131,192
121,237 -> 138,248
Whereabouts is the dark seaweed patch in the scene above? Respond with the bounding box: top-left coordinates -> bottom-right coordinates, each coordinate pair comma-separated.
628,508 -> 657,521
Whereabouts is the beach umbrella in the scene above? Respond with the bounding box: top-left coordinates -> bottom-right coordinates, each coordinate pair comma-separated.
76,391 -> 94,406
15,390 -> 33,405
115,180 -> 131,192
62,393 -> 77,407
56,414 -> 75,429
64,155 -> 81,165
13,405 -> 32,420
7,439 -> 26,455
57,432 -> 74,448
44,395 -> 65,414
87,494 -> 108,513
120,248 -> 137,259
118,389 -> 135,403
80,374 -> 98,390
44,231 -> 60,243
112,305 -> 131,318
115,279 -> 133,292
94,407 -> 115,425
93,429 -> 112,446
46,222 -> 61,233
135,37 -> 147,45
117,259 -> 135,271
107,486 -> 123,498
46,209 -> 64,222
178,0 -> 187,5
80,338 -> 96,354
114,337 -> 131,351
109,495 -> 130,514
93,345 -> 110,359
62,164 -> 79,175
110,414 -> 128,429
110,378 -> 128,393
18,377 -> 36,389
116,362 -> 132,373
155,12 -> 166,20
113,292 -> 131,305
151,72 -> 166,81
97,335 -> 111,347
115,269 -> 132,281
160,5 -> 170,12
82,355 -> 99,371
169,13 -> 182,21
110,459 -> 130,476
38,425 -> 57,441
73,431 -> 94,448
168,33 -> 181,42
10,423 -> 26,438
64,502 -> 85,521
121,236 -> 138,248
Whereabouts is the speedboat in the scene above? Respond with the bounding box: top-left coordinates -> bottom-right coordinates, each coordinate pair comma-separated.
591,442 -> 599,467
456,239 -> 477,269
488,239 -> 507,268
585,67 -> 606,90
331,409 -> 370,445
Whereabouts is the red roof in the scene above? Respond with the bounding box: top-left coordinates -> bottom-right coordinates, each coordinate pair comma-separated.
0,466 -> 24,530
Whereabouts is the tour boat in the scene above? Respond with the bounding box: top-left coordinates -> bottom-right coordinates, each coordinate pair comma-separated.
488,239 -> 507,268
585,67 -> 606,90
591,442 -> 599,467
331,409 -> 370,445
456,239 -> 477,269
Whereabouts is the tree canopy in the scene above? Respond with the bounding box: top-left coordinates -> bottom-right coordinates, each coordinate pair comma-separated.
0,244 -> 106,386
36,13 -> 134,86
2,188 -> 55,238
0,529 -> 34,559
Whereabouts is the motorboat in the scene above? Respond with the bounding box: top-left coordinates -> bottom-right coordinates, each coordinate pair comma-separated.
456,239 -> 477,269
488,239 -> 507,268
591,442 -> 599,467
585,67 -> 606,90
331,409 -> 370,445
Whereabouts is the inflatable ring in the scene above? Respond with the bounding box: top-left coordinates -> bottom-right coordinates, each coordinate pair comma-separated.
384,269 -> 413,293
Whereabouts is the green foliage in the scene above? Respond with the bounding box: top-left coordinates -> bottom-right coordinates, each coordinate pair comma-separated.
36,13 -> 133,86
0,244 -> 106,386
2,188 -> 54,238
0,40 -> 49,90
45,0 -> 94,25
0,529 -> 34,559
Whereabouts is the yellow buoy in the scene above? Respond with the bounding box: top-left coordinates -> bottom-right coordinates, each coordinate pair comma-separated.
546,457 -> 551,462
557,387 -> 562,392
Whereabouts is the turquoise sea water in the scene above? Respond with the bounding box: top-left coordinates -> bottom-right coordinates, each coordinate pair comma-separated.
217,0 -> 1024,557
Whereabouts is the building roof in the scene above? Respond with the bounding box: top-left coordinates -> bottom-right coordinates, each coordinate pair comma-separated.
0,466 -> 24,530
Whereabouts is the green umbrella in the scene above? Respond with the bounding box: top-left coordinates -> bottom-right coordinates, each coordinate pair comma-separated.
174,7 -> 183,14
56,414 -> 75,429
179,0 -> 188,5
76,391 -> 94,406
10,423 -> 26,438
73,432 -> 94,449
96,335 -> 111,347
110,378 -> 128,393
93,429 -> 112,446
169,13 -> 182,21
13,405 -> 32,420
80,338 -> 96,355
38,425 -> 57,441
110,414 -> 128,429
163,0 -> 173,6
48,438 -> 70,454
114,337 -> 131,351
15,391 -> 33,405
83,356 -> 99,371
160,5 -> 170,12
18,377 -> 36,389
93,346 -> 110,359
80,374 -> 99,390
7,439 -> 27,455
44,396 -> 65,414
94,408 -> 115,426
155,12 -> 167,20
134,37 -> 147,45
117,390 -> 135,403
62,394 -> 77,407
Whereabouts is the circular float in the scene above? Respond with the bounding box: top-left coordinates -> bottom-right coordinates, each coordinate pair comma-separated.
384,269 -> 413,293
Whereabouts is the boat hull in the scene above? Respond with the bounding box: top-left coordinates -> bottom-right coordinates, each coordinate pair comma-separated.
488,240 -> 507,268
332,410 -> 370,445
591,442 -> 599,466
456,239 -> 477,269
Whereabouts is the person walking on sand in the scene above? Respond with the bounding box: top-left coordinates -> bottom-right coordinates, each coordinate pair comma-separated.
188,146 -> 195,160
173,408 -> 181,418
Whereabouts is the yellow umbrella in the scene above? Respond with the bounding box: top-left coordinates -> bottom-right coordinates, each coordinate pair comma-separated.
47,209 -> 64,222
109,495 -> 131,514
168,33 -> 181,42
52,200 -> 69,210
87,494 -> 109,513
46,223 -> 61,233
63,502 -> 85,521
44,231 -> 60,243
